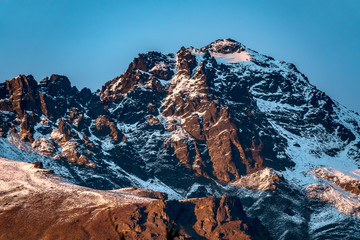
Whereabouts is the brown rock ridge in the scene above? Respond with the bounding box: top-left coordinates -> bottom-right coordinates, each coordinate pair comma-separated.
0,75 -> 38,117
312,167 -> 360,195
307,167 -> 360,217
0,158 -> 272,240
95,115 -> 122,141
161,47 -> 265,182
0,74 -> 107,167
0,74 -> 77,120
101,52 -> 174,101
47,121 -> 94,167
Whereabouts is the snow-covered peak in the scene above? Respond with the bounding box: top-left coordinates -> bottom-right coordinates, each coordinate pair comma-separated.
196,38 -> 252,64
200,38 -> 243,53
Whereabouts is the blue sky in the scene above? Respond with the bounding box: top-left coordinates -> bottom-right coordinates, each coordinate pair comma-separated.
1,0 -> 359,111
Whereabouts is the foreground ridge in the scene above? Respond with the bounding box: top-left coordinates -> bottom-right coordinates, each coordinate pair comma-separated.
0,158 -> 271,240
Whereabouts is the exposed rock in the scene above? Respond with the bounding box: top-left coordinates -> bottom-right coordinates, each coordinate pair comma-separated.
82,135 -> 95,148
0,121 -> 10,137
100,52 -> 174,101
31,137 -> 55,156
200,38 -> 244,54
162,50 -> 265,182
40,74 -> 73,97
95,115 -> 121,141
39,93 -> 49,118
192,140 -> 210,178
147,115 -> 160,126
307,183 -> 360,217
1,75 -> 38,117
182,113 -> 204,140
38,74 -> 78,120
307,167 -> 360,217
166,97 -> 264,182
58,119 -> 71,141
172,136 -> 191,168
49,128 -> 92,166
33,161 -> 43,169
231,168 -> 283,190
0,74 -> 99,167
39,117 -> 48,125
176,46 -> 197,76
147,102 -> 157,113
187,195 -> 271,240
68,107 -> 84,128
114,187 -> 168,200
202,102 -> 244,182
312,167 -> 360,196
19,113 -> 34,142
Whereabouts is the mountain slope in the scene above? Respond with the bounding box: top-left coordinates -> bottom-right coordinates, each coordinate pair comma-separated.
0,158 -> 271,240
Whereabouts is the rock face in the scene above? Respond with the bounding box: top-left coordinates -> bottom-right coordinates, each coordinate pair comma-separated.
107,195 -> 271,240
307,167 -> 360,217
231,168 -> 283,191
0,158 -> 271,240
1,39 -> 360,238
0,74 -> 101,167
95,115 -> 122,141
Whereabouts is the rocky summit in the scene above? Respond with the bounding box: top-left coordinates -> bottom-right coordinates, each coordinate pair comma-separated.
1,38 -> 360,239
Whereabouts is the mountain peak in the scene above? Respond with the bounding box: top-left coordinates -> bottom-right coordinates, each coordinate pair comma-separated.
197,38 -> 252,63
200,38 -> 244,54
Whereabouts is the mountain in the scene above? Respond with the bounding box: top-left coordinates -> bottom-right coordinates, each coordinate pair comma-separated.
1,38 -> 360,239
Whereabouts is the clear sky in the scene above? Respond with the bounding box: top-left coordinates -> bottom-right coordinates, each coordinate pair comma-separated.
1,0 -> 359,112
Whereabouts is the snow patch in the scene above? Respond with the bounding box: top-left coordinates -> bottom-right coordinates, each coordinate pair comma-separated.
210,50 -> 252,63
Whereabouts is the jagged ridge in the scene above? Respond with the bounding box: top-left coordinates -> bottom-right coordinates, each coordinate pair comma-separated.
1,38 -> 360,239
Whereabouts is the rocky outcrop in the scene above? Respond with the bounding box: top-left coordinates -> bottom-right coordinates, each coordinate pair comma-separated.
31,137 -> 55,156
0,75 -> 38,117
108,195 -> 272,240
49,127 -> 92,167
312,167 -> 360,195
113,187 -> 168,200
176,46 -> 197,76
0,74 -> 79,121
147,115 -> 160,126
0,74 -> 101,167
307,167 -> 360,217
0,158 -> 271,240
19,113 -> 34,142
95,115 -> 122,141
231,168 -> 283,190
100,52 -> 174,101
38,74 -> 79,120
68,107 -> 84,128
185,195 -> 271,240
307,183 -> 360,218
